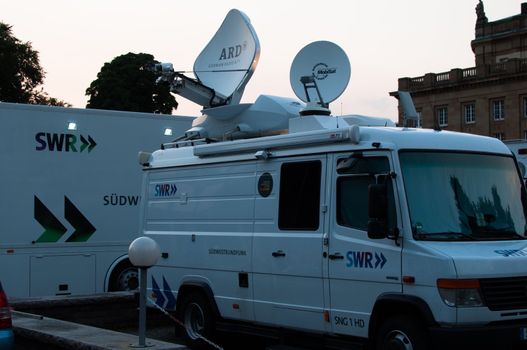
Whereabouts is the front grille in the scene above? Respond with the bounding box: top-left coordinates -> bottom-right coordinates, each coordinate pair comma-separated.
480,276 -> 527,311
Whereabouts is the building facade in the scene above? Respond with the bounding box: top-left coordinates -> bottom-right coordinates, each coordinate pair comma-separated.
391,1 -> 527,140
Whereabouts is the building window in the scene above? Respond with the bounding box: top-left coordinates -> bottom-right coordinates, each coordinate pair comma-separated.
436,106 -> 448,127
523,97 -> 527,119
524,130 -> 527,140
492,99 -> 505,120
463,103 -> 476,124
493,132 -> 504,140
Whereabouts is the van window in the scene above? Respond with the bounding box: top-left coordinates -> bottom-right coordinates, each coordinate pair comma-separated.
337,156 -> 395,231
278,161 -> 321,230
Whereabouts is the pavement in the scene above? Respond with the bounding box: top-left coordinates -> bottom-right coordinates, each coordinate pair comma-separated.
8,293 -> 317,350
10,292 -> 187,350
12,310 -> 186,350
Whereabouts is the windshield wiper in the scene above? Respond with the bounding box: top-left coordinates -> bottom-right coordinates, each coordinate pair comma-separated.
414,231 -> 477,241
475,229 -> 526,240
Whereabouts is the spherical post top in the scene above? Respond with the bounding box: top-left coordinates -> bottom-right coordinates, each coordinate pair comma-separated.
128,237 -> 161,267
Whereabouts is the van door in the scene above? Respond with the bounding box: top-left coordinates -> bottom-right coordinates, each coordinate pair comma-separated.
328,151 -> 402,338
252,155 -> 328,332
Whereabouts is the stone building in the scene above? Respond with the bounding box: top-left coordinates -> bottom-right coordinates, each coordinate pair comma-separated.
390,1 -> 527,140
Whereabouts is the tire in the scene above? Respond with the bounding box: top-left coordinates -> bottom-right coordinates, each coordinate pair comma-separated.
177,292 -> 216,350
374,315 -> 429,350
108,262 -> 138,292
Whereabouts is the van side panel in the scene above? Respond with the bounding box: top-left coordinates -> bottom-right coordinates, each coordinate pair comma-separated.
144,161 -> 256,321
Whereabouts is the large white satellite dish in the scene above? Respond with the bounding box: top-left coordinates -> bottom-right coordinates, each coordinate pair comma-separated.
193,9 -> 260,105
289,41 -> 351,108
156,9 -> 260,109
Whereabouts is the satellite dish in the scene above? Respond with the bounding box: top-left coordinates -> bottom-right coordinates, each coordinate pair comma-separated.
289,41 -> 351,107
193,9 -> 260,105
158,9 -> 260,109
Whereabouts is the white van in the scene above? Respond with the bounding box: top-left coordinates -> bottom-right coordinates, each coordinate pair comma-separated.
138,9 -> 527,349
139,107 -> 527,349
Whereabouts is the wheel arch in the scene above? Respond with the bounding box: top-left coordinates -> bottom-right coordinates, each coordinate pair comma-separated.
176,282 -> 221,319
368,293 -> 437,339
105,255 -> 137,292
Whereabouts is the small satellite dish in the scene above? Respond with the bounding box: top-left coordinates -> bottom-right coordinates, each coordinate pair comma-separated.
289,41 -> 351,107
193,9 -> 260,105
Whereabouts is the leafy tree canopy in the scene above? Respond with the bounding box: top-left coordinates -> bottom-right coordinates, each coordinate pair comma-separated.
0,22 -> 69,106
85,52 -> 177,114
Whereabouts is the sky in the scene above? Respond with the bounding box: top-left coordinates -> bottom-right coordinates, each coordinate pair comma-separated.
1,0 -> 523,121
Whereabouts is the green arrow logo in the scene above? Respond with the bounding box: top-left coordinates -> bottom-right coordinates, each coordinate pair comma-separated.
34,196 -> 68,243
80,135 -> 97,153
64,196 -> 96,242
34,196 -> 96,243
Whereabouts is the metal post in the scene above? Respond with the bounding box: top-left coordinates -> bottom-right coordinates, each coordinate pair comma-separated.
131,267 -> 150,348
138,267 -> 147,347
128,236 -> 159,348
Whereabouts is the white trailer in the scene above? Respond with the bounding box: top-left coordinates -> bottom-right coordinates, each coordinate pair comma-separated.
0,102 -> 192,298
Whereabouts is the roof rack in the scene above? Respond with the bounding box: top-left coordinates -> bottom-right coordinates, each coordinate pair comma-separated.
193,125 -> 360,157
161,138 -> 214,150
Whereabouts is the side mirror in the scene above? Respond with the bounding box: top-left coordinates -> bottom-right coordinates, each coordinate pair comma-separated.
368,183 -> 388,239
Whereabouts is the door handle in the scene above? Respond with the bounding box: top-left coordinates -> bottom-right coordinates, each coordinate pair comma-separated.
328,253 -> 344,260
272,250 -> 286,257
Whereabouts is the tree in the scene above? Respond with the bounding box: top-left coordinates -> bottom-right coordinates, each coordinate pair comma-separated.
85,52 -> 178,114
30,88 -> 71,107
0,22 -> 69,106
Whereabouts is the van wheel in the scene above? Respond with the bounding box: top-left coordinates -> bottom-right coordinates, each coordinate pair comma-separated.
375,315 -> 428,350
109,262 -> 138,292
178,292 -> 215,349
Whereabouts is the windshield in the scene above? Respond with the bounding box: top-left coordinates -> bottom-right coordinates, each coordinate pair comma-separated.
399,151 -> 527,241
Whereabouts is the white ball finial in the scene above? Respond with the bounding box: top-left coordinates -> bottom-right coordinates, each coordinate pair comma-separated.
128,237 -> 161,267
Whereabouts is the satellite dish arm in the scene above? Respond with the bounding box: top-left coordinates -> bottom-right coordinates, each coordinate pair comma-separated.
300,75 -> 327,108
152,63 -> 228,108
150,61 -> 254,109
171,72 -> 228,108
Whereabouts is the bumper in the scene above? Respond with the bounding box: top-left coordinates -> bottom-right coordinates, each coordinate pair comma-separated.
430,322 -> 527,349
0,329 -> 13,350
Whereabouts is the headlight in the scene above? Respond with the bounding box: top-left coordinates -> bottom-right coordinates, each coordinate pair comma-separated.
437,279 -> 484,307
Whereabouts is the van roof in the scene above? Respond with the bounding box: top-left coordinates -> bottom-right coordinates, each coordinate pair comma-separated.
145,124 -> 511,169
